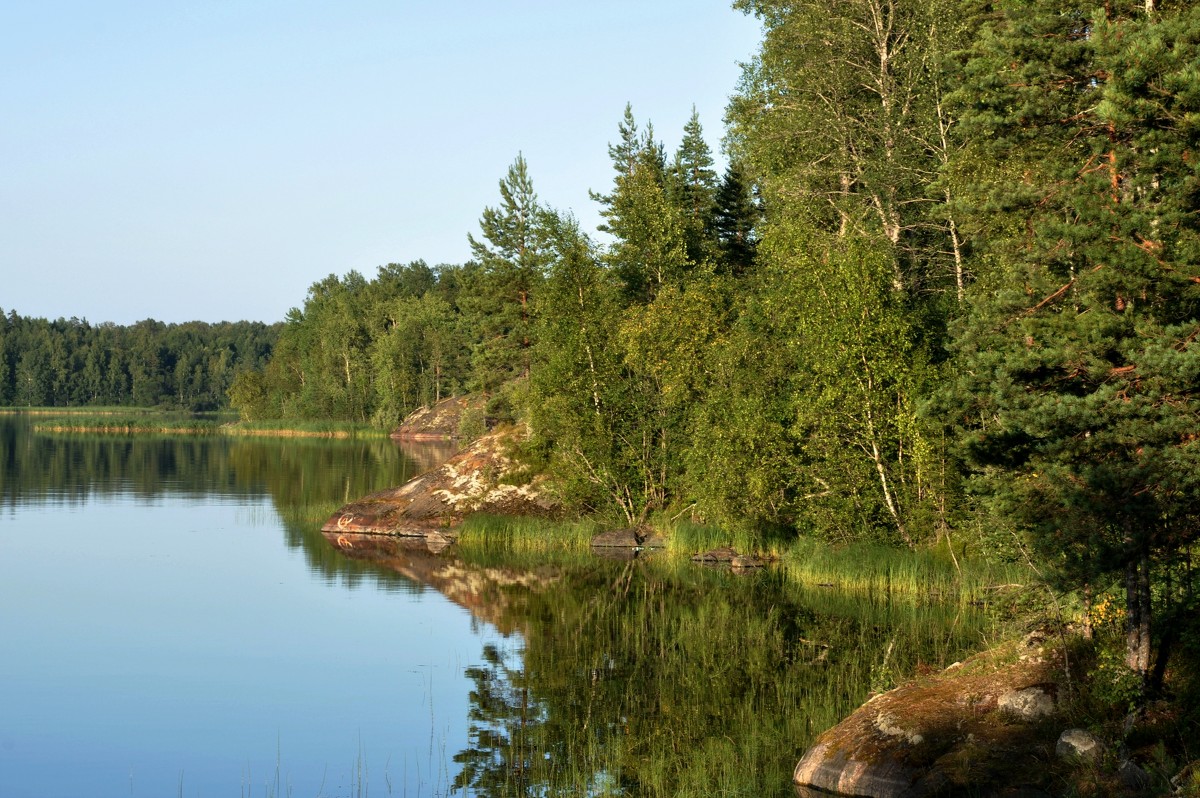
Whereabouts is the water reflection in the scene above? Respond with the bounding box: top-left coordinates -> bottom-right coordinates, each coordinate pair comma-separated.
0,416 -> 455,590
0,417 -> 481,798
0,417 -> 995,798
335,537 -> 998,798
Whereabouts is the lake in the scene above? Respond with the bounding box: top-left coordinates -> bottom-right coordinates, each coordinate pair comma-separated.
0,417 -> 995,797
0,418 -> 482,797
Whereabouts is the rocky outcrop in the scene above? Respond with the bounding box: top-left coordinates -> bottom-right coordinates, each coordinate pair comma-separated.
322,425 -> 559,539
391,395 -> 484,440
793,631 -> 1068,798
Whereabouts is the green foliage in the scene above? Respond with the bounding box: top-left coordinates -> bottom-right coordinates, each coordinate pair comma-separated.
944,0 -> 1200,683
0,310 -> 277,411
463,154 -> 551,391
242,260 -> 473,427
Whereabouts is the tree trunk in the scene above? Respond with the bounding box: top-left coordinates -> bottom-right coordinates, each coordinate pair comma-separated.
1124,540 -> 1152,690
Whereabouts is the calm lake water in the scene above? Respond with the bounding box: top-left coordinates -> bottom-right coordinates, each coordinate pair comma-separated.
0,417 -> 996,798
0,418 -> 486,798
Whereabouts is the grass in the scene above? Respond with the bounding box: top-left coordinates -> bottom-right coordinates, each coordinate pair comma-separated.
9,407 -> 389,438
453,512 -> 1031,607
456,513 -> 603,558
779,535 -> 1032,605
223,419 -> 389,439
33,414 -> 226,434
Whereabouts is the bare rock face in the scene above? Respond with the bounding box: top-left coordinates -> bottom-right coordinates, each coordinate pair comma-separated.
391,395 -> 484,440
793,638 -> 1068,798
322,426 -> 558,539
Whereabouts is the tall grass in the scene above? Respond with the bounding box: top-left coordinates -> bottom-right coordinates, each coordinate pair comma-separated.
456,513 -> 602,559
453,513 -> 1032,607
780,535 -> 1031,605
18,408 -> 389,438
227,419 -> 389,438
32,414 -> 226,434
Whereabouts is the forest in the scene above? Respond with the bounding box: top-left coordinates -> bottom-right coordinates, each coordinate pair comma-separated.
0,313 -> 278,410
6,0 -> 1200,698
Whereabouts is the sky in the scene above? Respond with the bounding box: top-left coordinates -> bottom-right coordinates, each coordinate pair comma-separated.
1,1 -> 763,325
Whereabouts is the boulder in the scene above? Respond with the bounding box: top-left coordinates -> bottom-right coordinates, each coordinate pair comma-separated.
1120,759 -> 1152,791
692,546 -> 739,564
1056,728 -> 1103,762
590,527 -> 668,560
794,638 -> 1069,797
997,685 -> 1056,719
591,528 -> 645,548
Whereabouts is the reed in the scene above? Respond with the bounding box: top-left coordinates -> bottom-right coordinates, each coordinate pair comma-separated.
665,518 -> 785,558
226,419 -> 389,438
31,412 -> 225,434
456,513 -> 602,556
23,410 -> 388,438
779,536 -> 1031,605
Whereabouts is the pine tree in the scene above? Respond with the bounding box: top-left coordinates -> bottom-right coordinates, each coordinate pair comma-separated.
946,0 -> 1200,691
465,154 -> 549,391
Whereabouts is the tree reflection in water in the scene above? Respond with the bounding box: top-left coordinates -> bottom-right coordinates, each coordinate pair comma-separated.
447,555 -> 996,798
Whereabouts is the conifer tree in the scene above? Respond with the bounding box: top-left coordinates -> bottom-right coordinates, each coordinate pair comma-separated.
712,159 -> 760,277
465,154 -> 549,391
668,108 -> 719,265
946,0 -> 1200,691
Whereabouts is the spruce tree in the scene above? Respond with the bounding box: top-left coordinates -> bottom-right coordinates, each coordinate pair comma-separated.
667,108 -> 719,266
712,159 -> 760,277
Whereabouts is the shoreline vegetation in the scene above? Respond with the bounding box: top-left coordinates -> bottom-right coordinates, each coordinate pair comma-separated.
3,407 -> 391,439
455,513 -> 1032,609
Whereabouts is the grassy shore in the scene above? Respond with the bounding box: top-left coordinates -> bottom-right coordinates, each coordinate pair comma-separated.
5,408 -> 389,438
454,513 -> 1032,607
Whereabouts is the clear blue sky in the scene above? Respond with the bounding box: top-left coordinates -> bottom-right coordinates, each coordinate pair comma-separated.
1,1 -> 761,325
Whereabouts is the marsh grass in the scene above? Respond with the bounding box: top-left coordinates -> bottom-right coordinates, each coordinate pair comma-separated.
779,536 -> 1031,606
18,408 -> 387,438
666,518 -> 783,558
456,513 -> 602,557
454,513 -> 1031,609
33,414 -> 226,434
228,419 -> 389,438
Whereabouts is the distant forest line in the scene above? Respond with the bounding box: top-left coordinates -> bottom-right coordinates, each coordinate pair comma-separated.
0,313 -> 279,410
